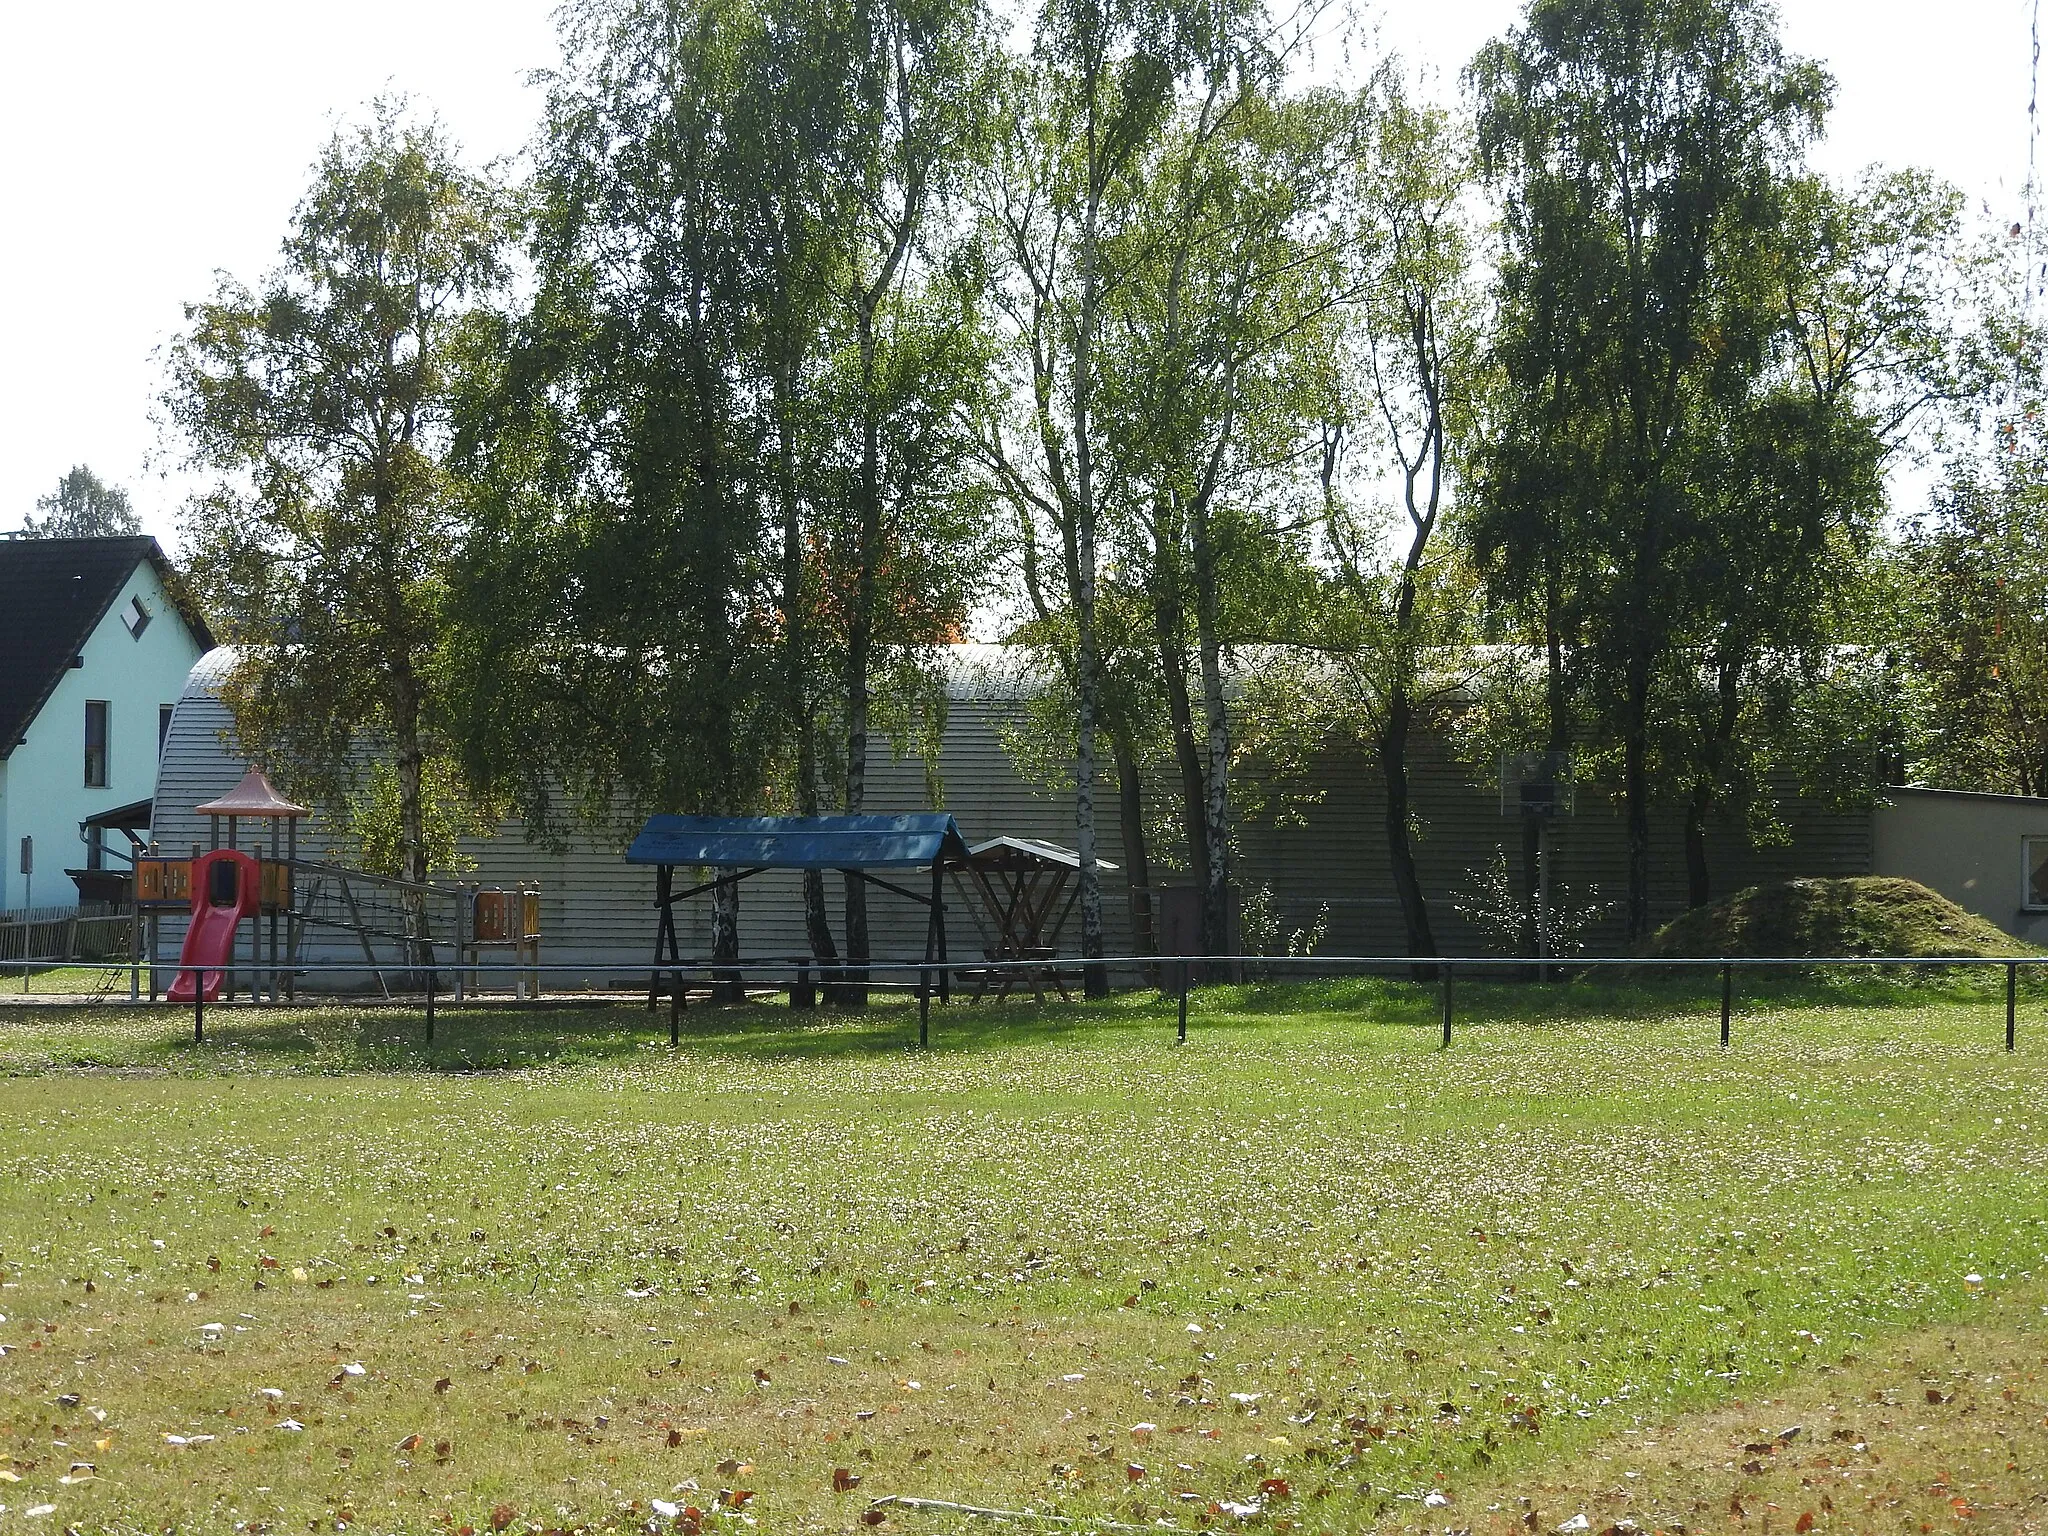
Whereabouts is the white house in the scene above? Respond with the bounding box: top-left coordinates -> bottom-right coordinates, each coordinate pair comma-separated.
1871,785 -> 2048,946
0,537 -> 212,911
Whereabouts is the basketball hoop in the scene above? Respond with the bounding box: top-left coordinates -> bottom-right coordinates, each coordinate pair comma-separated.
1499,750 -> 1575,819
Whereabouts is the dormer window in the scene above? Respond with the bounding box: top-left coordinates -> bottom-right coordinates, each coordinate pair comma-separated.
122,595 -> 152,638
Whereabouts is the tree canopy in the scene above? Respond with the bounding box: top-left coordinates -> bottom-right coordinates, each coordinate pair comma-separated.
166,101 -> 506,901
157,0 -> 2048,969
22,466 -> 142,538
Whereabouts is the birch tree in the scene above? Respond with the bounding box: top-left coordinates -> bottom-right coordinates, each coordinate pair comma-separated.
1469,0 -> 1833,939
449,0 -> 779,989
1312,78 -> 1478,966
978,0 -> 1286,986
978,31 -> 1160,992
169,101 -> 505,925
825,0 -> 995,993
1097,70 -> 1352,969
23,467 -> 142,538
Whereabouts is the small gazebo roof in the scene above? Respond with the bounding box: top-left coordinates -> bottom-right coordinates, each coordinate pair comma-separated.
195,767 -> 310,819
965,836 -> 1117,872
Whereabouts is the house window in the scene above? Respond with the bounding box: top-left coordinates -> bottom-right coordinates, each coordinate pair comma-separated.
159,704 -> 174,758
84,700 -> 108,788
2028,837 -> 2048,911
122,595 -> 152,639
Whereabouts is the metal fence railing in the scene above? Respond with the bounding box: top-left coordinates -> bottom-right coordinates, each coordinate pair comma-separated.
0,950 -> 2039,1056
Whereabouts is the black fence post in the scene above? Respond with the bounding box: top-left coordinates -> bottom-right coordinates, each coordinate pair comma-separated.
194,984 -> 204,1046
669,981 -> 682,1047
1177,969 -> 1189,1044
1719,963 -> 1732,1048
2007,961 -> 2018,1053
918,969 -> 931,1048
425,970 -> 436,1044
1440,966 -> 1452,1049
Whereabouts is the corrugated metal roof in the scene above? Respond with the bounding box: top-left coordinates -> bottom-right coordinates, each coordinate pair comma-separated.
627,814 -> 973,869
159,648 -> 1880,969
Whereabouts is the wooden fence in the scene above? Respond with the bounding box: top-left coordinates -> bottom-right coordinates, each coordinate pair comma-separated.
0,904 -> 133,967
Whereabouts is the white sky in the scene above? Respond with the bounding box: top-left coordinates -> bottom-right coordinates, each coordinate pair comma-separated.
1,0 -> 2036,548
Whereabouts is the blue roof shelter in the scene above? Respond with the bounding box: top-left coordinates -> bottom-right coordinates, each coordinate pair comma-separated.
626,813 -> 971,1020
627,813 -> 971,870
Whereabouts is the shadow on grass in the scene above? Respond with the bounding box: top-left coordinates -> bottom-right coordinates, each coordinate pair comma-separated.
2,961 -> 2021,1077
20,987 -> 1182,1073
1186,962 -> 2021,1024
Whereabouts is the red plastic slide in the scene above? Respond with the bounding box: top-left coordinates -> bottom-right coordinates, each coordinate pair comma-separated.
167,850 -> 260,1003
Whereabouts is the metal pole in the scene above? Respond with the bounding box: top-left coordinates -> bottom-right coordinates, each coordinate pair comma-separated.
2007,961 -> 2018,1053
1440,965 -> 1452,1049
425,968 -> 435,1044
1720,963 -> 1732,1048
918,969 -> 930,1048
669,982 -> 682,1047
1177,968 -> 1189,1044
269,819 -> 281,1003
284,820 -> 298,1003
194,983 -> 204,1045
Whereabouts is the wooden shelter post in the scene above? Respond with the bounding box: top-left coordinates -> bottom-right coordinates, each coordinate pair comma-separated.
929,862 -> 949,1003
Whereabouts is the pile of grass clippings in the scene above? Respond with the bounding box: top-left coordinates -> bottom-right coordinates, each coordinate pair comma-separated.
1640,875 -> 2031,960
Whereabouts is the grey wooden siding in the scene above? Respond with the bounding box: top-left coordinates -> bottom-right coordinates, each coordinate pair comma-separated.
1231,728 -> 1871,955
151,648 -> 1871,984
152,649 -> 662,983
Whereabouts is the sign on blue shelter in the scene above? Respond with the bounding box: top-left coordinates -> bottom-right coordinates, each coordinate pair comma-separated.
627,813 -> 971,1025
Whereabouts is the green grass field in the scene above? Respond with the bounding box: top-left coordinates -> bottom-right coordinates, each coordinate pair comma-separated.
1,976 -> 2045,1535
5,964 -> 135,999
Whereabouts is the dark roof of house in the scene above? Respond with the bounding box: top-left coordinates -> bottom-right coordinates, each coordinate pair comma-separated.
0,536 -> 215,759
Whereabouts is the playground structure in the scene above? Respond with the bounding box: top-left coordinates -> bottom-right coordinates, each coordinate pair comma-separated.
163,849 -> 263,1001
136,770 -> 301,1003
459,883 -> 542,998
131,767 -> 544,1001
107,781 -> 1109,1007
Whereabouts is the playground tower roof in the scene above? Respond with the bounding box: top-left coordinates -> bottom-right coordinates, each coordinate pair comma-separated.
196,766 -> 309,819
